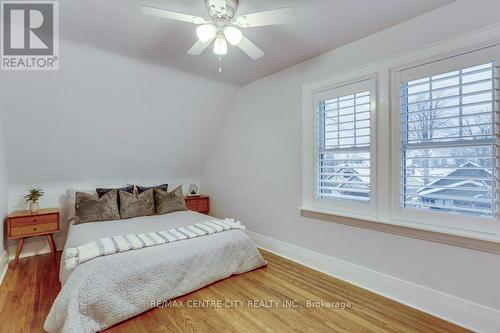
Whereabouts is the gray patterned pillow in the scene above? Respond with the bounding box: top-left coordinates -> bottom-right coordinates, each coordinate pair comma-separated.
154,186 -> 187,215
119,189 -> 155,219
74,190 -> 120,224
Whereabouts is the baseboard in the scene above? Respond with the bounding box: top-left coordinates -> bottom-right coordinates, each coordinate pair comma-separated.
247,230 -> 500,333
7,236 -> 66,261
0,250 -> 8,285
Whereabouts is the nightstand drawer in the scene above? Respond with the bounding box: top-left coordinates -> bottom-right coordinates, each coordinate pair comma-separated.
10,214 -> 58,228
189,204 -> 209,212
10,222 -> 58,237
188,199 -> 206,206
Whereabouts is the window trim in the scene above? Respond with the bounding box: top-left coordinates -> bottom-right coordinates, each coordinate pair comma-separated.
390,44 -> 500,234
304,73 -> 379,218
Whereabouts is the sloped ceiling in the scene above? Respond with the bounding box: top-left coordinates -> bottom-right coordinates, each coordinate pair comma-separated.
0,40 -> 238,185
60,0 -> 456,86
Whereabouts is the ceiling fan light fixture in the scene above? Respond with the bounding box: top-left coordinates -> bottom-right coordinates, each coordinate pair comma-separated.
213,34 -> 228,55
223,26 -> 242,46
196,24 -> 216,43
142,1 -> 295,60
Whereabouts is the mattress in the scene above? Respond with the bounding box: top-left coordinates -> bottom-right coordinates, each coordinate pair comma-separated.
44,211 -> 267,333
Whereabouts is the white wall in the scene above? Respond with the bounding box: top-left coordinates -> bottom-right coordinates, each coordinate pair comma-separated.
0,39 -> 237,254
201,0 -> 500,329
1,39 -> 237,185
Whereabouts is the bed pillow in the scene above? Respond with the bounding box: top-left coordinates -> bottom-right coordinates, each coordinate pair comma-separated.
154,186 -> 187,215
136,183 -> 168,194
96,185 -> 135,198
67,187 -> 96,223
74,190 -> 120,224
119,189 -> 155,219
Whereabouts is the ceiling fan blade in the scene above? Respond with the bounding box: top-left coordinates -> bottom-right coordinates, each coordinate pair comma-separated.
238,35 -> 264,60
187,38 -> 215,55
234,7 -> 294,28
141,6 -> 207,24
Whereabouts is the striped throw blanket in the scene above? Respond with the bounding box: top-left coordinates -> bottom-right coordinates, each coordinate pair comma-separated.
64,218 -> 245,273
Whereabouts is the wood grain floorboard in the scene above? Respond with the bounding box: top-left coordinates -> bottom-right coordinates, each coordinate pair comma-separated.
0,250 -> 470,333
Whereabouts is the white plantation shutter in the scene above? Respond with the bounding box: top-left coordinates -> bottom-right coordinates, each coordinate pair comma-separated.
315,78 -> 375,204
399,50 -> 499,217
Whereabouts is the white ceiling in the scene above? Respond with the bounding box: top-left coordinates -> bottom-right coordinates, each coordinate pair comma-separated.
61,0 -> 456,86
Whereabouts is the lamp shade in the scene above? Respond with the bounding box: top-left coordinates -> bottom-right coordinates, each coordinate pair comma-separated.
196,24 -> 216,43
223,26 -> 242,46
213,34 -> 227,55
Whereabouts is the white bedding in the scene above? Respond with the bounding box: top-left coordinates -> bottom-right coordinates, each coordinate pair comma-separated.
44,211 -> 267,333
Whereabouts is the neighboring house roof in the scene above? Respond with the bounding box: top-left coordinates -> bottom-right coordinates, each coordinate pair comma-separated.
326,165 -> 369,194
328,165 -> 359,177
417,162 -> 492,197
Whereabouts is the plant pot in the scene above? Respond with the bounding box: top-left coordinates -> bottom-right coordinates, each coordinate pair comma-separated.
29,202 -> 39,214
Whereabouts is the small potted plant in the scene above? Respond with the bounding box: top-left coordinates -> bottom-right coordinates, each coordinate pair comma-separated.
24,187 -> 44,213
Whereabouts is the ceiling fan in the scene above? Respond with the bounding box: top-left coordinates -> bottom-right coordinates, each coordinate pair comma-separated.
141,0 -> 294,60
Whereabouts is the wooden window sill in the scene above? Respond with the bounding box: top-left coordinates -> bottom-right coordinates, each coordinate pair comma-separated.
300,207 -> 500,255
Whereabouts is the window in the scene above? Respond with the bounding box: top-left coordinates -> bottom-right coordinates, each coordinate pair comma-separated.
314,77 -> 376,212
303,41 -> 500,251
399,48 -> 499,220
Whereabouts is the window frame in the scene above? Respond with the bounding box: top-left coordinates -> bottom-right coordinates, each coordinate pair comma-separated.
305,74 -> 378,217
390,45 -> 500,234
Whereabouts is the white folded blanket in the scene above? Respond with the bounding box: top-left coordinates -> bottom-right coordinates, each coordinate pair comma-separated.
64,218 -> 245,274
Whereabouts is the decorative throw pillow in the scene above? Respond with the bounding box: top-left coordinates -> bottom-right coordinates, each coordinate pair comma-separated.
136,183 -> 168,194
154,186 -> 187,215
119,189 -> 155,219
96,185 -> 135,198
74,190 -> 120,224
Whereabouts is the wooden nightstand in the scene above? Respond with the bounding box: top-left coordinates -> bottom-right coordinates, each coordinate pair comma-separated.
185,195 -> 209,214
7,208 -> 60,266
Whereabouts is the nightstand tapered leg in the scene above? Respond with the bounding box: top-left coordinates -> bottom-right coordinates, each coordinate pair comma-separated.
14,238 -> 25,266
47,234 -> 56,258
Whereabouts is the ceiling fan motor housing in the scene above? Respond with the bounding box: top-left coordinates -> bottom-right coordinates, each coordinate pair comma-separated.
206,0 -> 239,20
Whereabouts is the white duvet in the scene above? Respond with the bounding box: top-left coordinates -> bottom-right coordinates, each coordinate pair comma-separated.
44,211 -> 267,333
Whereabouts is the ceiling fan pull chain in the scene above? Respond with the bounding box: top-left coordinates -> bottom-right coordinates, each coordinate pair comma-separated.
218,56 -> 223,73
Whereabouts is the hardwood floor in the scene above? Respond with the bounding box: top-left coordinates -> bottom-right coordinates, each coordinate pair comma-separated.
0,250 -> 469,333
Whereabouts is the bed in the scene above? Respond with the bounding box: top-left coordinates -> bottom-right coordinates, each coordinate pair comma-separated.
44,210 -> 267,333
